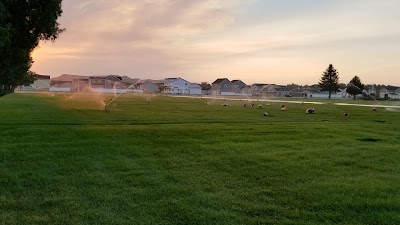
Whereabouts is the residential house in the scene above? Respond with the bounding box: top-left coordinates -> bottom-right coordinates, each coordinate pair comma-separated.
49,83 -> 76,92
164,77 -> 191,94
89,75 -> 122,89
311,91 -> 345,99
251,84 -> 292,97
231,80 -> 246,89
365,85 -> 377,97
51,74 -> 82,86
274,87 -> 291,97
89,75 -> 124,93
136,80 -> 159,93
151,80 -> 165,93
20,75 -> 51,91
251,84 -> 288,96
212,78 -> 233,95
240,85 -> 252,95
201,83 -> 212,95
379,87 -> 400,99
121,76 -> 140,89
251,83 -> 268,96
290,86 -> 321,98
231,80 -> 246,93
189,83 -> 202,95
73,77 -> 89,92
50,74 -> 89,92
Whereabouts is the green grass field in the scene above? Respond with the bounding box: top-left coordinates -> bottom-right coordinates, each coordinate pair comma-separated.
1,93 -> 400,225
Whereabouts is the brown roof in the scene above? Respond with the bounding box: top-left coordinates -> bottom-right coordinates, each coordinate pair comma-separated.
51,74 -> 88,82
89,75 -> 122,80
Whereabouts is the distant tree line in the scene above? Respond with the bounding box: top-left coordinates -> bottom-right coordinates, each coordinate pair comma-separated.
0,0 -> 64,96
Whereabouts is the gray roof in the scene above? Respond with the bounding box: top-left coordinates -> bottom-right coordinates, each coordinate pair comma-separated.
212,78 -> 230,84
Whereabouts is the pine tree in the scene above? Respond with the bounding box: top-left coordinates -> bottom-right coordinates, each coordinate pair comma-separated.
318,64 -> 340,99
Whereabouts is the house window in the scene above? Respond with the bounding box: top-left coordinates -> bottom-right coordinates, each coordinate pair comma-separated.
224,84 -> 227,88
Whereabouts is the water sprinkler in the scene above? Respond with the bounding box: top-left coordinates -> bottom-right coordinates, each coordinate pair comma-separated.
100,100 -> 108,111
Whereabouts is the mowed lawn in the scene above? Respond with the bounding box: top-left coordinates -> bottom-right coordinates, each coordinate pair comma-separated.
1,93 -> 400,225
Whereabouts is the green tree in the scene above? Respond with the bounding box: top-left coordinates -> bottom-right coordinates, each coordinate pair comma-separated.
0,0 -> 64,95
318,64 -> 340,99
0,2 -> 10,48
200,82 -> 211,90
346,76 -> 364,99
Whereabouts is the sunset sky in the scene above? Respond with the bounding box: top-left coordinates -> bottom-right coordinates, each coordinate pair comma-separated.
32,0 -> 400,85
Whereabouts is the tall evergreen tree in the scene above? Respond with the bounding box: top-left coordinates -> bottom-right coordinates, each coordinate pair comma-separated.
318,64 -> 340,99
0,0 -> 64,95
346,76 -> 364,99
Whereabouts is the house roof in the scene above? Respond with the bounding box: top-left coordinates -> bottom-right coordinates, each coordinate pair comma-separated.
51,74 -> 88,82
165,77 -> 189,83
232,80 -> 247,86
89,75 -> 122,80
290,87 -> 321,93
121,76 -> 140,84
231,79 -> 244,83
212,78 -> 229,84
136,79 -> 165,85
386,86 -> 400,92
189,83 -> 201,88
34,75 -> 50,80
252,83 -> 268,87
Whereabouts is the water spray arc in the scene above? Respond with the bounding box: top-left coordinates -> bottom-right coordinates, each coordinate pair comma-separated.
103,80 -> 147,111
346,82 -> 382,110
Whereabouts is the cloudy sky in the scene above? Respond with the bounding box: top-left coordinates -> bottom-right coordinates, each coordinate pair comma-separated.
32,0 -> 400,85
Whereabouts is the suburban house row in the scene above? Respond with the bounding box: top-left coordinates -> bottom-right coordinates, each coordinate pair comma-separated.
18,74 -> 400,99
19,74 -> 202,95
